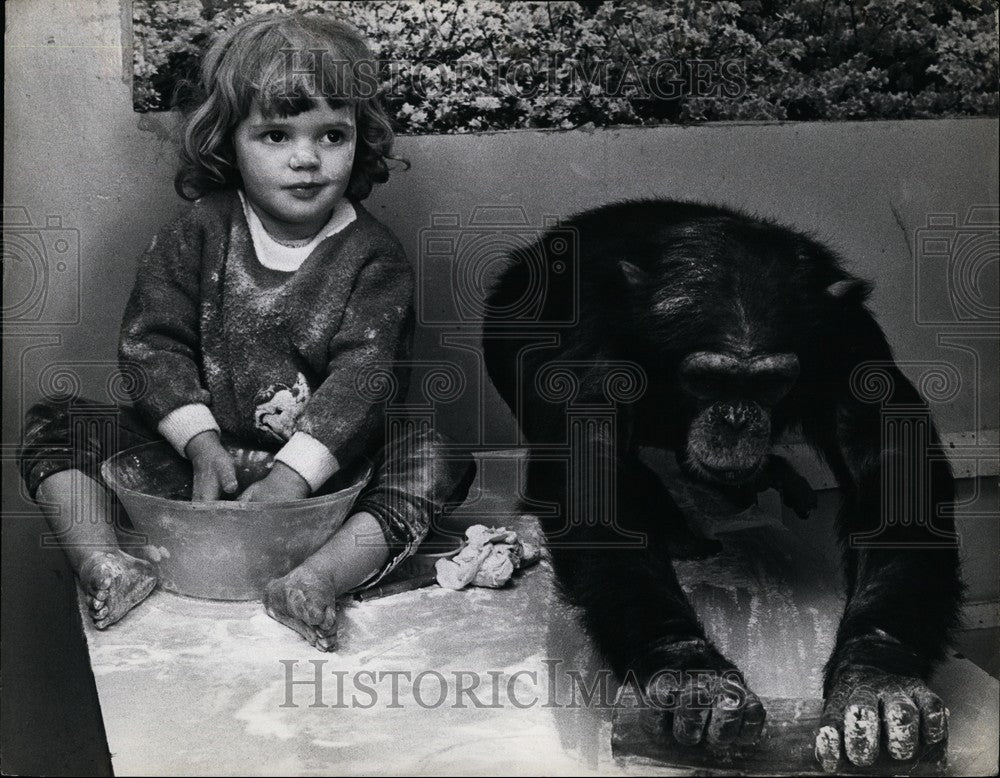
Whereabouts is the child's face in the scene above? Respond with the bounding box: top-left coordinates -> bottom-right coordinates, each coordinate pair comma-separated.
234,101 -> 357,241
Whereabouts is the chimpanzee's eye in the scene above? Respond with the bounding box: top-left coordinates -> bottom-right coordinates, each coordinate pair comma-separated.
685,371 -> 727,400
753,374 -> 793,404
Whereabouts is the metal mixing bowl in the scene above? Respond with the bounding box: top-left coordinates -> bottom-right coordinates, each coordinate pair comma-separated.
101,440 -> 371,601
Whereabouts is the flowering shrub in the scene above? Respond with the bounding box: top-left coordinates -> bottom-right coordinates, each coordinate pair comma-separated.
134,0 -> 999,132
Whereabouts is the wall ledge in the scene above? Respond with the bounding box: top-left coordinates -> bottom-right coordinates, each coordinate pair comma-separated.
773,429 -> 1000,490
964,600 -> 1000,630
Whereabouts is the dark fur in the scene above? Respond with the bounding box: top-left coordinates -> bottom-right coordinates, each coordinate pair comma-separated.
483,199 -> 962,697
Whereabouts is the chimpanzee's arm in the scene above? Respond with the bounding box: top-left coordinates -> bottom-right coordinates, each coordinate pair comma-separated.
818,307 -> 962,686
541,460 -> 715,683
530,433 -> 766,746
806,303 -> 962,769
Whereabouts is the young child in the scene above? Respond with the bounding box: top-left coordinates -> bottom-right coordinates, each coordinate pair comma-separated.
17,14 -> 474,651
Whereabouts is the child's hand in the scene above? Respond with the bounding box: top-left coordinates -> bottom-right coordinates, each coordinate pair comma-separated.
185,431 -> 239,501
238,462 -> 310,503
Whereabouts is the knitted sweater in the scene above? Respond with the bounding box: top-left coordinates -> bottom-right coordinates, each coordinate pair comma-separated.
118,189 -> 414,490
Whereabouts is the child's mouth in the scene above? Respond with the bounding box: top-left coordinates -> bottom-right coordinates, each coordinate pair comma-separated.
285,182 -> 327,199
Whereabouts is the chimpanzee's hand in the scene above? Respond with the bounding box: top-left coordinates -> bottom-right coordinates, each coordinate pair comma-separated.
815,665 -> 948,772
186,431 -> 238,502
644,640 -> 766,746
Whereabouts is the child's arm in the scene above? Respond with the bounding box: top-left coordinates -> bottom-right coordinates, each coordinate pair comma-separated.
119,215 -> 235,499
286,256 -> 415,465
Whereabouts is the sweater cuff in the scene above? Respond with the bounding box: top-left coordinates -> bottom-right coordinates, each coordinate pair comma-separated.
157,404 -> 221,457
274,432 -> 339,492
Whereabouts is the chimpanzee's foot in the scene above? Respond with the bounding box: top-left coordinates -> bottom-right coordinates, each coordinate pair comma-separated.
263,566 -> 339,652
79,550 -> 158,629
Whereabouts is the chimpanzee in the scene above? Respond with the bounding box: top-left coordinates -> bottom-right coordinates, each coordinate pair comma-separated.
481,200 -> 962,771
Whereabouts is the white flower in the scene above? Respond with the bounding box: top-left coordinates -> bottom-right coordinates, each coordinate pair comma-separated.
473,96 -> 502,110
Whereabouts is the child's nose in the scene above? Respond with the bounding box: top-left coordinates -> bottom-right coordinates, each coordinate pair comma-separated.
288,145 -> 320,170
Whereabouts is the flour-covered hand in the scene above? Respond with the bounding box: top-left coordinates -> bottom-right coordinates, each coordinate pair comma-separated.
238,461 -> 310,502
186,430 -> 238,502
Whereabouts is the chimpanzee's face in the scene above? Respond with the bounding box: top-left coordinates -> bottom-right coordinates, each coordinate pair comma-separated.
676,351 -> 799,485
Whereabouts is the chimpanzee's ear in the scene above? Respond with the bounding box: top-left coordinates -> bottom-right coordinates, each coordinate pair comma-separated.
826,278 -> 873,304
619,260 -> 648,287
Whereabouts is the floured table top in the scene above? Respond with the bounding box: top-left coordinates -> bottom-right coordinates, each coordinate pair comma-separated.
80,521 -> 998,776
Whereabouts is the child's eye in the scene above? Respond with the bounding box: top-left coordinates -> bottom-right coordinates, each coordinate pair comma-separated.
323,130 -> 346,144
262,130 -> 286,143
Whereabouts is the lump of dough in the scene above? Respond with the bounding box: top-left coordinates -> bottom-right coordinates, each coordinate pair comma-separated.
435,524 -> 540,590
435,558 -> 470,590
473,547 -> 516,588
436,544 -> 492,590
